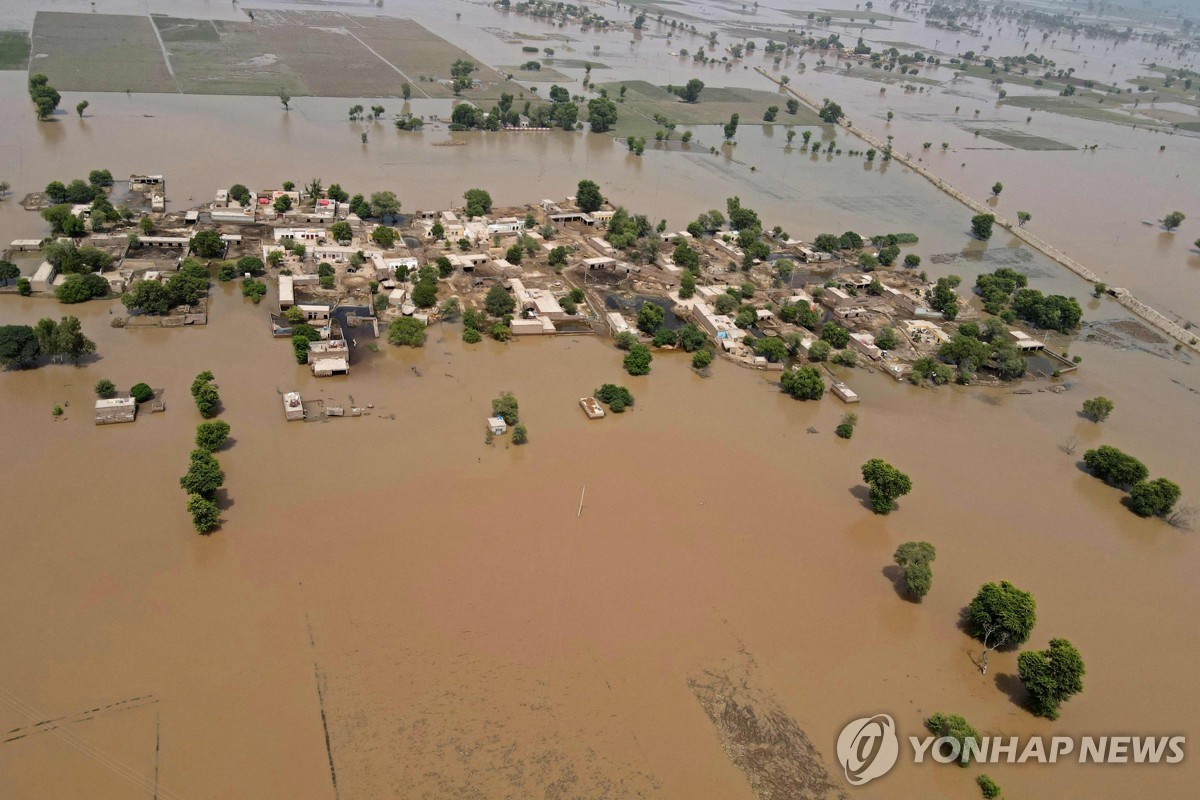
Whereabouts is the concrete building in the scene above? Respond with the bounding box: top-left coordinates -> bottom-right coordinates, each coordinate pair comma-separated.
849,332 -> 883,360
832,382 -> 860,404
833,305 -> 869,321
278,275 -> 295,308
94,397 -> 137,425
31,262 -> 57,292
580,397 -> 605,419
283,391 -> 305,421
487,217 -> 523,236
692,301 -> 746,345
821,287 -> 855,309
606,312 -> 630,336
9,239 -> 41,252
487,416 -> 508,435
274,227 -> 326,243
902,320 -> 951,346
1008,330 -> 1046,351
311,357 -> 349,377
583,256 -> 616,270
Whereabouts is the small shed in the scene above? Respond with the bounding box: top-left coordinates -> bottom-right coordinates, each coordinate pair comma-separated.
283,391 -> 305,421
579,397 -> 605,419
832,382 -> 860,404
487,416 -> 508,435
95,397 -> 137,425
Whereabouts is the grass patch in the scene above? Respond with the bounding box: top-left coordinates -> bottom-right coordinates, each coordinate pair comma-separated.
964,128 -> 1076,151
1000,94 -> 1171,130
598,79 -> 821,138
0,30 -> 31,70
542,58 -> 609,70
497,64 -> 571,82
30,12 -> 177,93
157,18 -> 309,96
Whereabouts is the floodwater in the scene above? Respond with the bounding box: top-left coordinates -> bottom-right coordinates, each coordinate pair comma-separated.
2,2 -> 1200,798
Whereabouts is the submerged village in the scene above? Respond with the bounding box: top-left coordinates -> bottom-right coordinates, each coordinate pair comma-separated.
4,170 -> 1088,426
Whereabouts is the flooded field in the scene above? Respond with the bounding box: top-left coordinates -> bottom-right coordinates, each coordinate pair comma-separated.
2,1 -> 1200,798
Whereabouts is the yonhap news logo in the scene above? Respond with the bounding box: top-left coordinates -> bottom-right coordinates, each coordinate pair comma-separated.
835,714 -> 1186,787
836,714 -> 899,786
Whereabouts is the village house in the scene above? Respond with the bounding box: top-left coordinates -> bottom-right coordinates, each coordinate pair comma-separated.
1008,330 -> 1046,351
832,382 -> 860,404
30,262 -> 57,293
94,397 -> 137,425
692,301 -> 746,346
274,227 -> 326,243
849,332 -> 883,360
902,320 -> 951,347
486,217 -> 523,236
821,287 -> 855,309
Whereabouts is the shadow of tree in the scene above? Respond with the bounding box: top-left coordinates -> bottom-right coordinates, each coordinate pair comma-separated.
881,564 -> 918,602
995,672 -> 1028,711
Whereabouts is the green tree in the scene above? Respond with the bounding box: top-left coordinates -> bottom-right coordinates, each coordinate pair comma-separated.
370,191 -> 401,220
464,188 -> 493,217
122,280 -> 172,315
679,78 -> 705,103
512,423 -> 529,444
187,494 -> 221,534
576,179 -> 603,212
1128,478 -> 1182,518
505,243 -> 524,265
894,541 -> 936,599
977,775 -> 1002,799
273,195 -> 293,214
1018,639 -> 1085,720
808,340 -> 831,362
780,366 -> 825,400
485,284 -> 515,317
0,325 -> 40,369
1162,211 -> 1185,231
492,392 -> 519,424
924,714 -> 981,766
190,230 -> 225,258
180,450 -> 224,499
860,458 -> 913,514
821,323 -> 850,349
966,580 -> 1037,669
723,113 -> 740,140
692,349 -> 713,369
1081,396 -> 1114,422
131,382 -> 154,403
94,378 -> 116,398
875,326 -> 899,350
278,89 -> 291,111
330,221 -> 352,243
388,317 -> 426,347
818,99 -> 843,124
971,213 -> 995,240
679,272 -> 696,299
55,273 -> 109,304
594,384 -> 635,412
637,302 -> 665,334
76,100 -> 89,118
1082,445 -> 1148,488
195,420 -> 231,453
623,343 -> 653,375
588,98 -> 619,133
369,226 -> 398,248
194,383 -> 220,418
991,181 -> 1003,197
228,184 -> 251,204
48,315 -> 95,363
1017,210 -> 1031,226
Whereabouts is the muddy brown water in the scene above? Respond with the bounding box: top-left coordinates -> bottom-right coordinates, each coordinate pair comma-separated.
2,3 -> 1200,797
1,280 -> 1199,799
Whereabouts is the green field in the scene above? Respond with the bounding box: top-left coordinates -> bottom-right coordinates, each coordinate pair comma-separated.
1000,94 -> 1172,130
498,64 -> 572,82
30,12 -> 177,93
597,80 -> 822,137
965,128 -> 1077,151
0,30 -> 31,70
27,10 -> 527,100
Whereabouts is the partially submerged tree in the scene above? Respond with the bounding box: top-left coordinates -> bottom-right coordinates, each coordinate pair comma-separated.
860,459 -> 912,514
966,580 -> 1037,674
1017,638 -> 1084,719
893,541 -> 936,599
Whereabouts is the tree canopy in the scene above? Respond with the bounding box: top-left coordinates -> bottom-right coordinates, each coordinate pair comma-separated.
966,580 -> 1037,648
1018,639 -> 1085,720
861,458 -> 912,514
